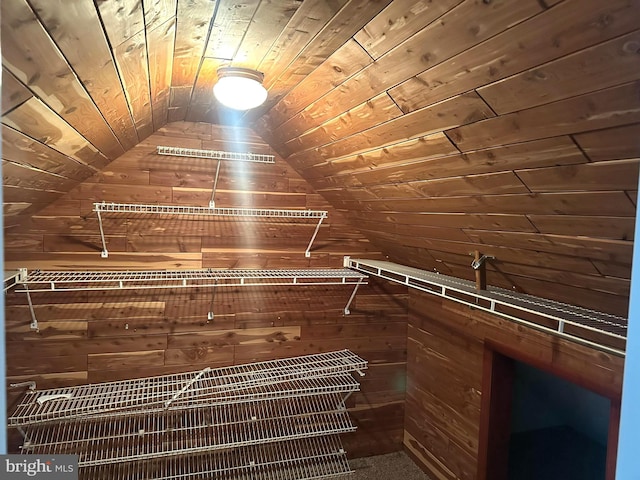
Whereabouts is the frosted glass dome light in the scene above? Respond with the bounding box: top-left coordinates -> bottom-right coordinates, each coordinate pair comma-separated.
213,67 -> 268,111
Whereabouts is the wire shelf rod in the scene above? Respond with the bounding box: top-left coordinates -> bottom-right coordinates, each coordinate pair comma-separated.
93,202 -> 326,218
79,435 -> 351,480
21,393 -> 350,450
15,268 -> 368,293
92,201 -> 328,257
9,351 -> 366,426
10,374 -> 361,427
22,404 -> 355,466
156,146 -> 276,164
346,257 -> 627,356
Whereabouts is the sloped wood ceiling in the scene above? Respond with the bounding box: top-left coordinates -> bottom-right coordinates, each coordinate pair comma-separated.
3,0 -> 640,317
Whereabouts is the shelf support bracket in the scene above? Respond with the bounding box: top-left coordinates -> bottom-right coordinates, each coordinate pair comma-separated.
96,206 -> 109,258
208,280 -> 217,321
344,277 -> 364,315
9,381 -> 36,391
23,283 -> 39,332
164,367 -> 211,409
305,216 -> 325,257
209,160 -> 222,208
338,390 -> 354,410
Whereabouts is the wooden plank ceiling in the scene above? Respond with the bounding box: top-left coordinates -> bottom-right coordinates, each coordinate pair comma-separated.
2,0 -> 640,318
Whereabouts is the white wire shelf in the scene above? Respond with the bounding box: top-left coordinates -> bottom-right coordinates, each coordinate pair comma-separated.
93,201 -> 328,258
21,395 -> 355,467
10,351 -> 365,480
93,202 -> 327,218
345,257 -> 627,356
14,268 -> 367,328
15,268 -> 367,293
80,435 -> 351,480
9,350 -> 367,426
156,146 -> 276,164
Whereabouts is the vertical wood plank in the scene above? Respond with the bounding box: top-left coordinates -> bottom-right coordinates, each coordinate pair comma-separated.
147,17 -> 177,130
169,0 -> 219,118
29,0 -> 139,150
2,0 -> 126,159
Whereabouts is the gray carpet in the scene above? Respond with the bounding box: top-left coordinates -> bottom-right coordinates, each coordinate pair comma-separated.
346,451 -> 433,479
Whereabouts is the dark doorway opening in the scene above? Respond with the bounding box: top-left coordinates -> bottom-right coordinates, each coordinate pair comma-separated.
508,361 -> 609,480
478,348 -> 620,480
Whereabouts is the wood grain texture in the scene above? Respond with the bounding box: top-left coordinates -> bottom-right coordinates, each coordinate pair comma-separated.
447,81 -> 640,152
1,67 -> 32,114
354,0 -> 464,60
477,29 -> 640,114
405,291 -> 624,479
29,0 -> 139,150
2,0 -> 639,465
390,0 -> 640,113
3,0 -> 637,325
2,98 -> 109,169
147,17 -> 176,130
2,0 -> 126,159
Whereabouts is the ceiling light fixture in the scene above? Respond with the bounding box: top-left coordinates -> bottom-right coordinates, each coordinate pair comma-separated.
213,67 -> 268,111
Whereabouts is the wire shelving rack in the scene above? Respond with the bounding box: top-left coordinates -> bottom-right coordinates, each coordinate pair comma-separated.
81,435 -> 351,480
346,257 -> 627,356
156,146 -> 276,164
9,350 -> 366,480
15,268 -> 367,293
93,201 -> 328,258
13,268 -> 368,330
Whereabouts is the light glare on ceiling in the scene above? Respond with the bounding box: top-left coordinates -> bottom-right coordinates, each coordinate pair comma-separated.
213,67 -> 268,111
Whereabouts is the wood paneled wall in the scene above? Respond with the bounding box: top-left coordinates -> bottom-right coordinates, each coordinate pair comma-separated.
4,122 -> 408,458
405,290 -> 624,480
256,0 -> 640,319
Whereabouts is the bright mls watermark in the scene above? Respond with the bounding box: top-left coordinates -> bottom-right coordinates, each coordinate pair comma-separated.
2,455 -> 78,479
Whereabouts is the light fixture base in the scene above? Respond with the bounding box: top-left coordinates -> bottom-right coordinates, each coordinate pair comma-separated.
213,67 -> 267,111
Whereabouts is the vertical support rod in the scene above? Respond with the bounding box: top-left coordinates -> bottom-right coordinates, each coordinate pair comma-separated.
338,390 -> 354,409
95,207 -> 109,258
344,278 -> 363,315
208,280 -> 217,321
209,160 -> 222,208
23,283 -> 38,331
305,215 -> 325,258
474,250 -> 487,291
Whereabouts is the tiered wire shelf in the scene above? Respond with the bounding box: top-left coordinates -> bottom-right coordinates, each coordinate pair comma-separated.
14,268 -> 367,330
93,202 -> 328,258
9,350 -> 367,480
345,257 -> 627,356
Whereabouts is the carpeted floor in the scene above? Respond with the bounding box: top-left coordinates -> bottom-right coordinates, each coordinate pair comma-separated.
345,451 -> 433,479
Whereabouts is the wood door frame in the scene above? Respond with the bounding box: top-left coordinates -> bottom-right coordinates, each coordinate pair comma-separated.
477,342 -> 621,480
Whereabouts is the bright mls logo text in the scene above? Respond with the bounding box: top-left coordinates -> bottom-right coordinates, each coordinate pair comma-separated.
2,455 -> 77,479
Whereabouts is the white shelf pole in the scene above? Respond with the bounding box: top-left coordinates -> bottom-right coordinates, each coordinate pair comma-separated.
305,216 -> 325,258
209,160 -> 222,208
95,205 -> 109,258
23,283 -> 38,332
343,278 -> 364,315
